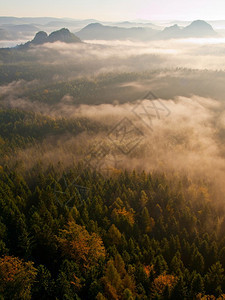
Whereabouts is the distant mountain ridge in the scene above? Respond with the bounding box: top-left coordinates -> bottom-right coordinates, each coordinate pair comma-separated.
76,20 -> 217,41
0,17 -> 218,45
76,23 -> 157,41
183,20 -> 216,36
0,19 -> 218,48
0,24 -> 40,41
159,20 -> 217,39
19,28 -> 82,48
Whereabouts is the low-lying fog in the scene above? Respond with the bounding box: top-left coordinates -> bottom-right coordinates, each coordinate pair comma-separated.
1,32 -> 225,203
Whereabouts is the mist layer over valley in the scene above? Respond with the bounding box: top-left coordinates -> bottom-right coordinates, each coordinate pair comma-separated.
1,33 -> 225,192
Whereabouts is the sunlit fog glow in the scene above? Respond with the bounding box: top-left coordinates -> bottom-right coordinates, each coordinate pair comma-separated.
2,0 -> 225,20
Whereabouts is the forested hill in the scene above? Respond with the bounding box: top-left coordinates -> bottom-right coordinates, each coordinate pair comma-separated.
0,153 -> 225,298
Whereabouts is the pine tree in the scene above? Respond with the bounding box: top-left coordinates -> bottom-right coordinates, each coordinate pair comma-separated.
190,273 -> 204,296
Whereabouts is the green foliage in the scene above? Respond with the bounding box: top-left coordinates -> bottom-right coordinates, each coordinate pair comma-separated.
0,165 -> 224,298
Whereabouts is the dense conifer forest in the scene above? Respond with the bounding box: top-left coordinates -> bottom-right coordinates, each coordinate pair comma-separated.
0,108 -> 225,299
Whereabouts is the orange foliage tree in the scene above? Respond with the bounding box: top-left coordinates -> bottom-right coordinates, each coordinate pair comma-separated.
114,208 -> 134,225
57,221 -> 106,268
151,272 -> 177,295
0,255 -> 37,300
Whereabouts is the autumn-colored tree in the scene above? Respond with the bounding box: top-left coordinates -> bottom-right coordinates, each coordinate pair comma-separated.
112,207 -> 135,227
151,272 -> 177,295
57,221 -> 106,268
0,255 -> 37,300
196,295 -> 216,300
143,265 -> 154,278
102,260 -> 122,300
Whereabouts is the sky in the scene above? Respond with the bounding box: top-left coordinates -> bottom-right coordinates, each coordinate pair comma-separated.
1,0 -> 225,21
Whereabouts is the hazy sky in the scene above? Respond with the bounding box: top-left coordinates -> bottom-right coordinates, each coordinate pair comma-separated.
2,0 -> 225,21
